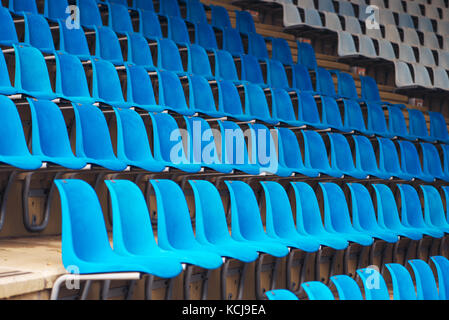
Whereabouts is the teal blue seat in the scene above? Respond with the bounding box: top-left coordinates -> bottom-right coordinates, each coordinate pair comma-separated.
157,70 -> 194,115
420,185 -> 449,234
386,263 -> 417,300
431,256 -> 449,300
301,281 -> 335,300
24,13 -> 55,54
330,275 -> 363,300
408,259 -> 439,300
94,26 -> 124,65
352,135 -> 392,180
125,64 -> 163,112
108,2 -> 134,34
265,289 -> 299,300
357,267 -> 390,300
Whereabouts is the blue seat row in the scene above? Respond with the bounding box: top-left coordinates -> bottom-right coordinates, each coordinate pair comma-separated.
55,178 -> 449,286
2,93 -> 449,181
266,256 -> 449,300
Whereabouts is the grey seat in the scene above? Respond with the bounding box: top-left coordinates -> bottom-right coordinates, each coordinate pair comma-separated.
398,44 -> 417,64
385,25 -> 402,43
418,17 -> 434,33
398,13 -> 415,29
318,0 -> 336,12
344,16 -> 363,34
405,1 -> 422,16
378,39 -> 396,60
370,0 -> 386,9
324,12 -> 343,31
358,35 -> 377,58
337,31 -> 358,57
438,50 -> 449,70
437,20 -> 449,36
304,8 -> 324,27
425,4 -> 442,20
423,31 -> 440,50
378,9 -> 396,25
337,1 -> 356,17
283,3 -> 302,28
413,63 -> 433,89
403,28 -> 421,47
418,47 -> 436,67
365,23 -> 383,38
433,67 -> 449,91
394,61 -> 415,88
389,0 -> 405,13
297,0 -> 316,9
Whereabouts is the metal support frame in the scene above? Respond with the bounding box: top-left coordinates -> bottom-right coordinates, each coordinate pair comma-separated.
145,275 -> 175,300
286,250 -> 312,295
254,254 -> 280,300
315,248 -> 338,286
0,170 -> 17,231
220,258 -> 248,300
101,279 -> 137,300
50,272 -> 141,300
343,244 -> 370,279
183,265 -> 212,300
22,171 -> 62,232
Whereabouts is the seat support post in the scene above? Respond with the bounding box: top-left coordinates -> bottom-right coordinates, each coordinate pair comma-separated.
183,265 -> 211,300
255,254 -> 280,300
220,258 -> 248,300
286,250 -> 312,294
145,275 -> 175,300
0,170 -> 17,231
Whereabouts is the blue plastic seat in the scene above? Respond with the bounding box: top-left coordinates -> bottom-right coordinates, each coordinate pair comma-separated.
217,120 -> 260,175
320,182 -> 374,246
187,44 -> 213,80
248,124 -> 292,177
276,128 -> 320,177
348,183 -> 399,243
44,0 -> 69,20
94,26 -> 124,65
398,184 -> 444,238
225,180 -> 289,257
214,50 -> 240,84
188,74 -> 223,118
261,181 -> 321,252
222,28 -> 245,57
113,107 -> 166,172
184,117 -> 234,173
267,59 -> 293,91
301,282 -> 335,300
9,0 -> 38,14
194,23 -> 218,51
0,51 -> 17,96
149,179 -> 223,269
366,103 -> 394,137
297,41 -> 317,70
77,0 -> 103,28
398,140 -> 435,182
211,5 -> 232,30
421,143 -> 448,182
430,256 -> 449,300
330,275 -> 363,300
186,0 -> 207,24
320,96 -> 350,132
0,96 -> 42,170
372,184 -> 423,240
292,64 -> 316,95
28,99 -> 86,169
14,45 -> 57,100
270,38 -> 293,66
352,135 -> 392,180
55,52 -> 94,104
420,185 -> 449,234
216,80 -> 252,121
54,179 -> 176,275
0,7 -> 19,46
156,38 -> 186,76
377,138 -> 415,180
235,10 -> 256,35
138,9 -> 163,40
387,106 -> 417,140
361,75 -> 394,106
149,112 -> 201,173
73,103 -> 127,171
167,16 -> 190,45
429,111 -> 449,144
24,13 -> 55,53
356,267 -> 390,300
248,33 -> 269,61
127,32 -> 155,70
159,0 -> 181,17
442,145 -> 449,180
58,21 -> 91,61
240,54 -> 266,87
291,182 -> 348,250
125,64 -> 163,112
265,290 -> 299,300
157,70 -> 193,116
337,72 -> 362,102
108,2 -> 133,34
91,58 -> 131,107
343,100 -> 368,133
327,133 -> 367,179
408,109 -> 435,142
189,180 -> 259,262
104,179 -> 184,277
316,67 -> 338,99
271,88 -> 305,127
133,0 -> 154,11
244,83 -> 278,125
408,259 -> 439,300
301,130 -> 343,178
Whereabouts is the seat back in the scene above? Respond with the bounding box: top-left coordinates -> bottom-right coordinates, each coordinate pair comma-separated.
327,132 -> 357,173
223,28 -> 244,56
386,263 -> 417,300
377,138 -> 403,175
211,4 -> 232,29
366,103 -> 389,135
302,130 -> 332,172
108,2 -> 133,33
187,44 -> 213,79
236,10 -> 256,34
24,13 -> 55,52
0,7 -> 18,45
277,127 -> 308,171
421,142 -> 444,178
321,96 -> 344,129
301,282 -> 334,300
139,9 -> 163,39
167,16 -> 190,44
357,267 -> 390,300
58,21 -> 90,58
248,33 -> 269,60
215,50 -> 239,82
217,120 -> 251,167
271,37 -> 294,65
271,88 -> 297,123
194,22 -> 218,50
92,58 -> 125,103
55,52 -> 91,101
330,275 -> 363,300
241,54 -> 265,86
10,0 -> 38,14
397,184 -> 428,229
429,111 -> 449,142
343,100 -> 366,132
188,74 -> 218,115
186,0 -> 207,24
298,92 -> 322,125
430,256 -> 449,300
292,63 -> 314,92
352,135 -> 380,174
157,70 -> 189,113
77,0 -> 103,28
127,33 -> 154,68
159,0 -> 181,17
244,83 -> 272,121
217,80 -> 245,117
157,38 -> 184,73
297,41 -> 317,70
126,64 -> 157,107
408,259 -> 439,300
267,59 -> 290,89
372,184 -> 403,230
316,67 -> 337,97
348,183 -> 381,233
397,140 -> 426,178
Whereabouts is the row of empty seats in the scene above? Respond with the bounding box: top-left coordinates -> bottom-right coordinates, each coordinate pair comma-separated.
3,95 -> 449,181
266,256 -> 449,300
56,178 -> 449,281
